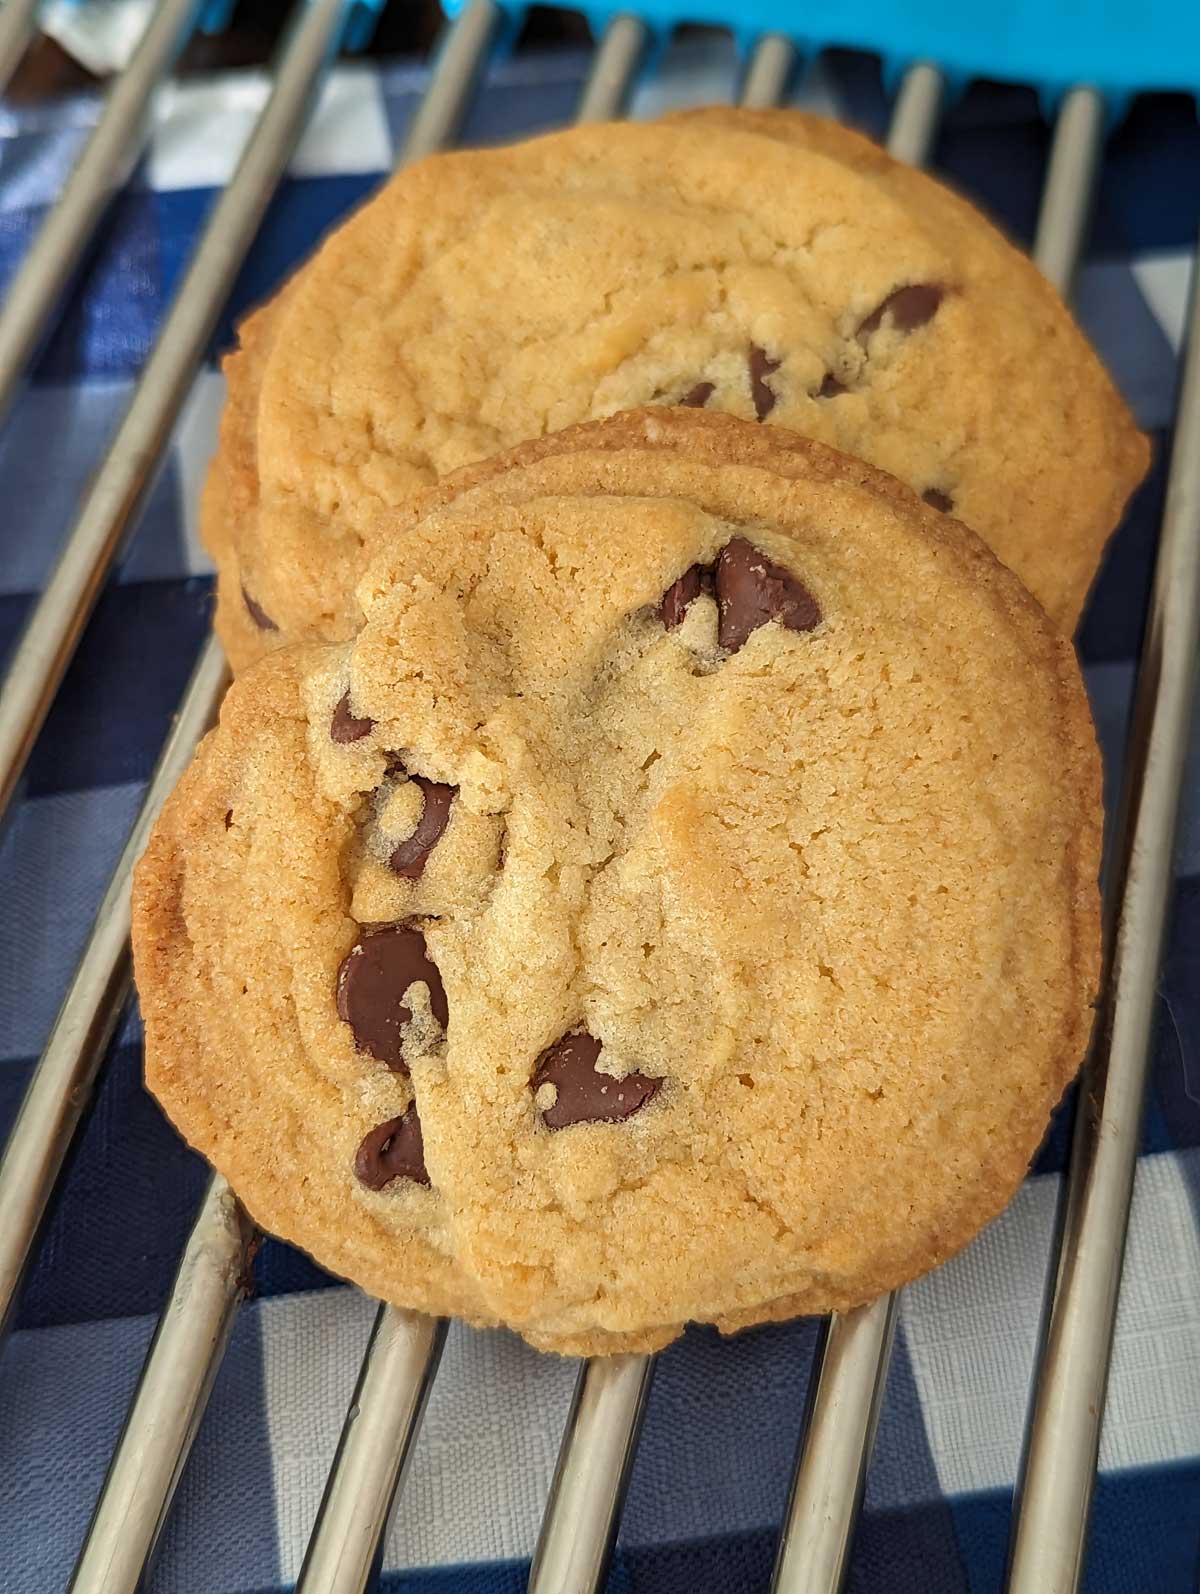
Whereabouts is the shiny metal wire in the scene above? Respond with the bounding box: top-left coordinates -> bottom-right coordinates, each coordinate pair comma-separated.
528,1354 -> 657,1594
295,1308 -> 449,1594
0,636 -> 227,1344
766,63 -> 944,1593
884,62 -> 945,166
277,8 -> 509,1587
4,7 -> 352,1589
0,0 -> 347,1340
527,42 -> 822,1594
740,33 -> 798,110
1034,86 -> 1107,297
0,0 -> 41,96
767,69 -> 1122,1591
1006,233 -> 1200,1594
400,0 -> 500,161
295,23 -> 656,1589
68,1176 -> 258,1594
0,0 -> 202,431
0,0 -> 345,829
770,1296 -> 898,1593
576,14 -> 648,123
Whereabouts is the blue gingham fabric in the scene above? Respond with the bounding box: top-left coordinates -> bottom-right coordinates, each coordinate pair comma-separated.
0,35 -> 1198,1594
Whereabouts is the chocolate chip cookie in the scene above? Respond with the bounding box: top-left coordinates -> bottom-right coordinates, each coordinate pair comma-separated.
136,411 -> 1103,1355
207,106 -> 1147,673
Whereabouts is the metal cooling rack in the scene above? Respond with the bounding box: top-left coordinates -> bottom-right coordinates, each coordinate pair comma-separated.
0,2 -> 1196,1592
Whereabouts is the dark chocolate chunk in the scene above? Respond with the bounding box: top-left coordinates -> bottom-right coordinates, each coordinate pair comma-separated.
715,537 -> 821,653
660,564 -> 707,629
817,372 -> 847,398
336,924 -> 448,1074
679,381 -> 715,408
533,1031 -> 661,1129
389,777 -> 456,878
355,1105 -> 430,1189
331,691 -> 374,744
857,283 -> 943,341
241,585 -> 278,632
922,487 -> 954,513
748,345 -> 781,420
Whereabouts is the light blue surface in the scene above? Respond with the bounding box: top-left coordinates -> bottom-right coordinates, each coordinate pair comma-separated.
440,0 -> 1200,108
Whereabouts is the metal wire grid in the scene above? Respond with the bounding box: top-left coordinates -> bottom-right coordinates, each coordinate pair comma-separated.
0,2 -> 1193,1591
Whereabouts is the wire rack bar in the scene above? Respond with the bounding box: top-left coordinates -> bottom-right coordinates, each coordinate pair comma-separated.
0,0 -> 347,830
295,1307 -> 448,1594
0,0 -> 348,1577
1005,234 -> 1200,1593
0,0 -> 202,431
0,0 -> 349,1344
400,0 -> 500,161
884,62 -> 944,165
0,0 -> 41,95
160,12 -> 506,1587
576,14 -> 648,122
525,44 -> 819,1594
527,1352 -> 657,1594
770,1295 -> 898,1592
285,22 -> 656,1585
739,33 -> 798,110
764,63 -> 945,1590
765,73 -> 1115,1590
1033,86 -> 1106,297
67,1175 -> 258,1594
0,635 -> 227,1344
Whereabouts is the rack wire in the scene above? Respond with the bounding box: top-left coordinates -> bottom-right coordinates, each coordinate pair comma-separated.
0,3 -> 1195,1592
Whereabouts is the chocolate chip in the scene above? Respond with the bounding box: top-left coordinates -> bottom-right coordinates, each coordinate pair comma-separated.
748,345 -> 781,420
660,564 -> 707,629
922,487 -> 954,513
679,381 -> 714,408
857,283 -> 943,341
223,809 -> 233,829
355,1105 -> 429,1189
817,372 -> 847,398
533,1031 -> 661,1129
336,924 -> 448,1073
715,537 -> 821,653
331,691 -> 374,744
389,777 -> 456,878
241,584 -> 278,632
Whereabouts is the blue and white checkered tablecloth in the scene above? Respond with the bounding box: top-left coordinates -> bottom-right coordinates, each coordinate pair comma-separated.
0,37 -> 1198,1594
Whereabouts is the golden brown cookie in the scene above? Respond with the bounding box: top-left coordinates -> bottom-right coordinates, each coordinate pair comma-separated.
208,107 -> 1147,672
137,411 -> 1103,1355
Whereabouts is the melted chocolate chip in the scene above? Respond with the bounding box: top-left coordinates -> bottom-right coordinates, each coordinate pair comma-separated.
817,372 -> 847,398
857,283 -> 943,341
660,564 -> 707,629
922,487 -> 954,513
748,345 -> 781,420
533,1031 -> 661,1129
241,585 -> 278,632
679,381 -> 714,408
355,1105 -> 430,1189
389,777 -> 456,878
331,691 -> 374,744
336,924 -> 448,1074
715,538 -> 821,653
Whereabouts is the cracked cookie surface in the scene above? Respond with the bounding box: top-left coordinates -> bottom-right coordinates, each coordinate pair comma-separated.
206,107 -> 1148,673
138,411 -> 1103,1355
